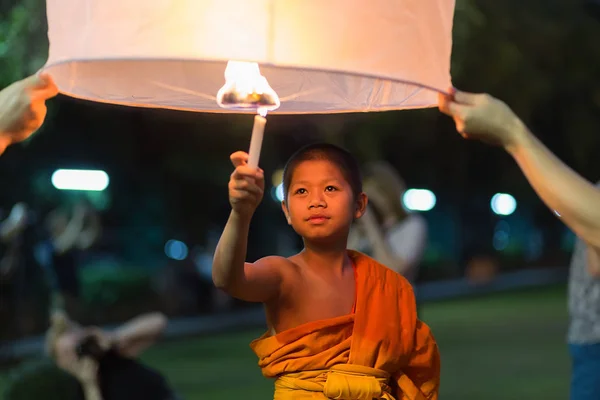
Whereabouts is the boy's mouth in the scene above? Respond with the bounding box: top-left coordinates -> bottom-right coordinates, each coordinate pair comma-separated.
307,214 -> 330,223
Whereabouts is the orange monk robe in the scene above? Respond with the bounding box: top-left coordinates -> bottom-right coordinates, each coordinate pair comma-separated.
250,250 -> 440,400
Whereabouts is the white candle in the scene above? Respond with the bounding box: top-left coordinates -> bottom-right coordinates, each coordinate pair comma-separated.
248,114 -> 266,168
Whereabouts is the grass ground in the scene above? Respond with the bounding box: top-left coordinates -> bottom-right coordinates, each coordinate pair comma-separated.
1,285 -> 570,399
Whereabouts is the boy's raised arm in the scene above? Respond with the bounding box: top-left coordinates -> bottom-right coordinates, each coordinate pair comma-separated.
212,151 -> 284,303
212,211 -> 284,302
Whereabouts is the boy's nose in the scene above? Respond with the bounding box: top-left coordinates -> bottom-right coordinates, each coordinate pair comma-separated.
308,194 -> 326,208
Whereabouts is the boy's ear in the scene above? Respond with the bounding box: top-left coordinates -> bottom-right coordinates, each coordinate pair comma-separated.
281,201 -> 292,225
354,192 -> 368,220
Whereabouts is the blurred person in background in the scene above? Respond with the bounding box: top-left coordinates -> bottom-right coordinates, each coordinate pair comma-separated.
0,73 -> 58,155
45,198 -> 102,318
46,310 -> 179,400
348,161 -> 428,285
0,202 -> 48,335
440,89 -> 600,399
1,203 -> 29,281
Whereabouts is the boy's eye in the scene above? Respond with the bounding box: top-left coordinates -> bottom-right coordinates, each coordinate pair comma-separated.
295,188 -> 307,195
325,186 -> 337,192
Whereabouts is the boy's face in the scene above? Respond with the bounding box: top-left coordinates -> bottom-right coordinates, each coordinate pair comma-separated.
282,160 -> 366,243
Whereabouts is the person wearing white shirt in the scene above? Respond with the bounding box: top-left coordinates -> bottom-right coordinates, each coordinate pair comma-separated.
439,89 -> 600,400
348,161 -> 428,284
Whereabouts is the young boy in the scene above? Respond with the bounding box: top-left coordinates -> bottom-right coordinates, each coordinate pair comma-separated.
213,143 -> 440,399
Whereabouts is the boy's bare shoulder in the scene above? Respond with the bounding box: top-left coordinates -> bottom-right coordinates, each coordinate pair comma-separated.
254,255 -> 299,270
253,256 -> 301,288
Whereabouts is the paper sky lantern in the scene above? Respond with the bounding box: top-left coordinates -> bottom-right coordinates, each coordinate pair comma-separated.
43,0 -> 455,166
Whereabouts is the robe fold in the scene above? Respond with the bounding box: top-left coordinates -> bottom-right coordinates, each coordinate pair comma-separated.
250,250 -> 440,400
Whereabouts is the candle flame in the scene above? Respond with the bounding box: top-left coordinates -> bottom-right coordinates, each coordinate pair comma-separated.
216,61 -> 280,114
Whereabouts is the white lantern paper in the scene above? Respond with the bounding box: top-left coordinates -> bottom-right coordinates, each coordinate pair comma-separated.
43,0 -> 456,115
